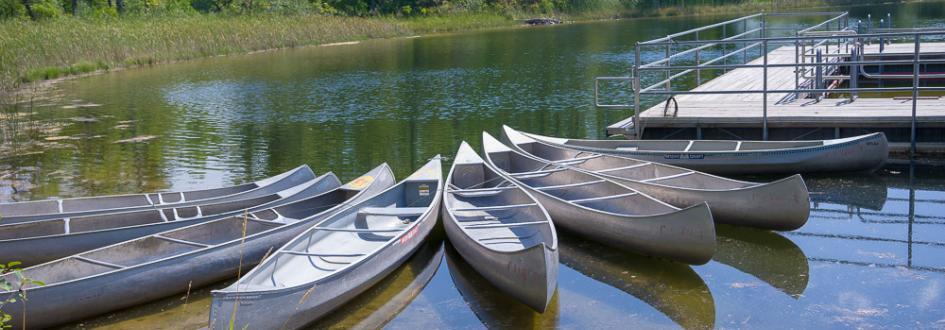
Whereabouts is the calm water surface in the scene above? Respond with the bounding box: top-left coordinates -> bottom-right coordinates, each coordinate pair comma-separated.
2,2 -> 945,329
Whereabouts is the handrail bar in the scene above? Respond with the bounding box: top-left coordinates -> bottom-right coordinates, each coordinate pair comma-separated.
640,13 -> 764,45
640,28 -> 763,68
637,30 -> 945,47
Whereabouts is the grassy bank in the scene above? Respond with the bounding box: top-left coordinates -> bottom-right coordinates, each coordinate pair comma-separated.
0,0 -> 908,92
0,12 -> 519,91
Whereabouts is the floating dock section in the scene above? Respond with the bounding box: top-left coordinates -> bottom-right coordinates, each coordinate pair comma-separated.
598,12 -> 945,155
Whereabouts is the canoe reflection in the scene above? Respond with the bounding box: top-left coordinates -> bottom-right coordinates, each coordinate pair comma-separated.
445,242 -> 561,329
714,225 -> 810,298
307,238 -> 445,329
557,235 -> 714,330
61,237 -> 445,329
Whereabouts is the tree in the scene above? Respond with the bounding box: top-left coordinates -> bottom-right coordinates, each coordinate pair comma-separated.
21,0 -> 34,19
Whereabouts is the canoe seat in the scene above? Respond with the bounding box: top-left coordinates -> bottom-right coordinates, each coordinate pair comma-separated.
358,207 -> 427,217
463,220 -> 548,229
596,162 -> 651,173
451,203 -> 536,212
640,171 -> 695,183
568,192 -> 638,204
510,167 -> 566,179
533,180 -> 605,191
553,154 -> 602,165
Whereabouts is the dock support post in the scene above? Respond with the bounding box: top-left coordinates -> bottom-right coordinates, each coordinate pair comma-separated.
743,19 -> 749,64
763,38 -> 769,141
794,31 -> 800,100
911,34 -> 920,156
722,25 -> 727,73
633,43 -> 642,140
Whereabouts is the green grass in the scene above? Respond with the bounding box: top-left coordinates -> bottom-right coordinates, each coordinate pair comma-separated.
0,13 -> 517,91
0,0 -> 912,92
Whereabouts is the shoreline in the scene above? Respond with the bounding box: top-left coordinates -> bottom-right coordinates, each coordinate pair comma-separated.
2,0 -> 929,95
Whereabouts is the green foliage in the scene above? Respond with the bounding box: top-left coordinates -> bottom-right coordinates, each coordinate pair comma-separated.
0,0 -> 26,19
30,0 -> 64,19
1,261 -> 45,329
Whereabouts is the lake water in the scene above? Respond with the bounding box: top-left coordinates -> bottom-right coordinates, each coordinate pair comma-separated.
2,2 -> 945,329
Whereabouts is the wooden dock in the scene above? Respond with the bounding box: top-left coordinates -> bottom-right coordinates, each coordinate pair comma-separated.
607,42 -> 945,154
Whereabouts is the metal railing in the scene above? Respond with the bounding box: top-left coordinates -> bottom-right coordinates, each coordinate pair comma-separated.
595,12 -> 945,154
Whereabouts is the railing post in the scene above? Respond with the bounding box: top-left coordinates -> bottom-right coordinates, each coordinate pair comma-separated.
722,25 -> 728,73
634,43 -> 642,140
763,38 -> 769,141
911,34 -> 920,156
880,19 -> 885,52
695,31 -> 701,85
815,49 -> 824,101
850,46 -> 859,101
794,31 -> 800,100
665,38 -> 672,93
743,19 -> 749,64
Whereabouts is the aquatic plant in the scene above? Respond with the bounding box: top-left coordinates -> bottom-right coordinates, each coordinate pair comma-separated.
0,261 -> 45,329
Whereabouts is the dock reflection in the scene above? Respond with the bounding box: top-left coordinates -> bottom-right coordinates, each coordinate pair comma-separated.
713,225 -> 809,298
444,243 -> 560,329
557,235 -> 714,330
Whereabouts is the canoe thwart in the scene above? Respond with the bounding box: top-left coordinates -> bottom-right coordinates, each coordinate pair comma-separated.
533,180 -> 605,191
462,220 -> 550,229
450,203 -> 537,212
567,192 -> 639,204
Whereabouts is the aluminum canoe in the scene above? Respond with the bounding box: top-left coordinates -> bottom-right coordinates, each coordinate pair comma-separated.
502,126 -> 810,230
0,164 -> 395,330
209,157 -> 442,330
482,132 -> 715,264
442,141 -> 557,312
0,165 -> 316,224
0,172 -> 341,266
519,129 -> 888,174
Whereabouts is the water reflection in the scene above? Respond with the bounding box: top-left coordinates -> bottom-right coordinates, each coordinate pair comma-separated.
794,162 -> 945,274
61,235 -> 446,329
557,235 -> 714,330
444,243 -> 560,329
308,239 -> 445,329
713,225 -> 809,298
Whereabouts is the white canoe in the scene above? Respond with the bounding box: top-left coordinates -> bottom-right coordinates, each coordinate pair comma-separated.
483,132 -> 715,265
0,165 -> 317,224
209,157 -> 442,329
0,164 -> 394,329
443,141 -> 558,312
0,172 -> 341,266
502,126 -> 810,230
520,129 -> 888,174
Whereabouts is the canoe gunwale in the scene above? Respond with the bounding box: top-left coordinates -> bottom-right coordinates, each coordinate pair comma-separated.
443,141 -> 558,256
0,173 -> 339,243
213,159 -> 442,296
3,166 -> 391,293
0,165 -> 316,224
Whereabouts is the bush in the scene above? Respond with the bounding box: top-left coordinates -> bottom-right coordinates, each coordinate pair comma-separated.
30,0 -> 64,19
0,0 -> 26,19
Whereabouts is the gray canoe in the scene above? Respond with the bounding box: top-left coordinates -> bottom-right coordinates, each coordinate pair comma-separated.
482,132 -> 715,265
0,172 -> 341,266
502,126 -> 810,231
0,164 -> 395,330
0,165 -> 316,224
209,157 -> 442,330
518,128 -> 888,174
443,141 -> 558,312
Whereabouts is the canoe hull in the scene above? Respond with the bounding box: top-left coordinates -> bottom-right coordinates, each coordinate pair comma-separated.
528,191 -> 715,264
208,198 -> 439,330
4,223 -> 311,329
605,174 -> 810,230
535,133 -> 889,174
443,207 -> 557,312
